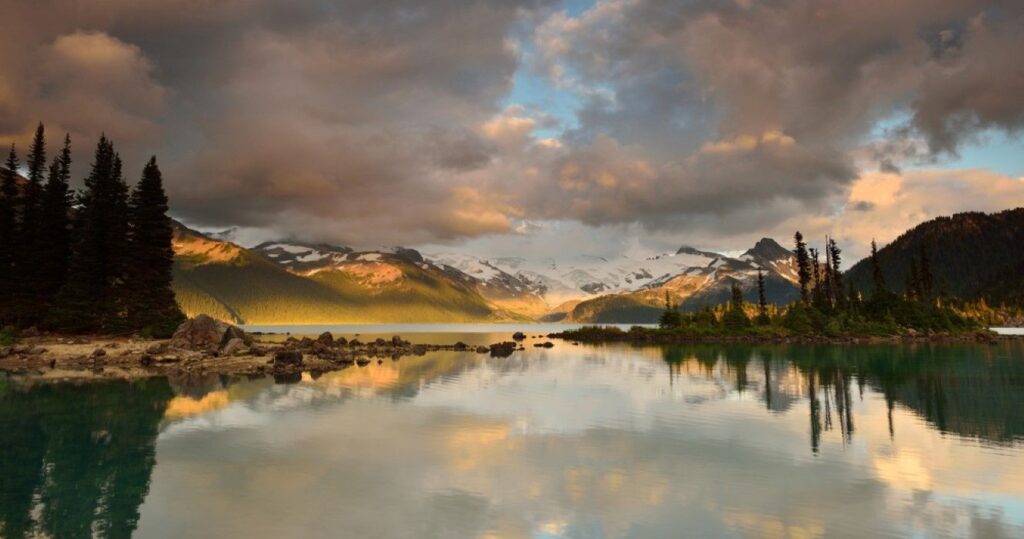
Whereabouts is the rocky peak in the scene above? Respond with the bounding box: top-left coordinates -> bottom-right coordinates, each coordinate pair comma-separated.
743,238 -> 791,262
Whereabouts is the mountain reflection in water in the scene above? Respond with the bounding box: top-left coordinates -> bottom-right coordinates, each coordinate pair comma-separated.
1,341 -> 1022,538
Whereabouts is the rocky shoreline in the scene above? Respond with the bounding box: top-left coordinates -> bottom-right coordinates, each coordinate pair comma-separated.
0,315 -> 530,382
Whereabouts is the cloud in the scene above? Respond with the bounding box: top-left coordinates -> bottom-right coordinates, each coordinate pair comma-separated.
1,0 -> 1021,253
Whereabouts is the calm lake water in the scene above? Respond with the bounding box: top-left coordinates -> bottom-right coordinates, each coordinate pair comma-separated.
2,331 -> 1023,538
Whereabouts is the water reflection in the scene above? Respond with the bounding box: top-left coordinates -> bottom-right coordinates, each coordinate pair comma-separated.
0,379 -> 172,539
660,343 -> 1024,451
1,342 -> 1022,538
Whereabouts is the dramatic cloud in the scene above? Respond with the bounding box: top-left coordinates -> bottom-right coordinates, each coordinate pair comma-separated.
0,0 -> 1021,253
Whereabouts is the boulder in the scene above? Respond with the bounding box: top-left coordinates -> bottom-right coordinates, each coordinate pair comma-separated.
220,338 -> 247,356
91,348 -> 107,358
220,325 -> 249,348
171,315 -> 234,351
512,331 -> 527,341
273,350 -> 303,366
146,342 -> 168,354
335,336 -> 348,347
316,332 -> 334,346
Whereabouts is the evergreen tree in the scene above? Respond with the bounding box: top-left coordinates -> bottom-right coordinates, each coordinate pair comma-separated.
39,134 -> 73,315
828,237 -> 843,308
918,243 -> 933,301
870,239 -> 887,297
823,237 -> 834,307
125,157 -> 185,336
723,281 -> 750,329
50,136 -> 130,332
810,247 -> 826,309
907,257 -> 920,301
0,145 -> 20,324
756,269 -> 770,325
794,231 -> 811,303
13,123 -> 47,325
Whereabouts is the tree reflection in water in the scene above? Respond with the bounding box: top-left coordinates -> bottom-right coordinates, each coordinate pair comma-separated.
0,343 -> 1022,537
660,343 -> 1024,453
0,379 -> 173,539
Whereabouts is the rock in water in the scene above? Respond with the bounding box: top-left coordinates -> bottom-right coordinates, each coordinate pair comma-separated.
489,342 -> 517,357
274,350 -> 303,366
316,332 -> 334,347
512,331 -> 527,341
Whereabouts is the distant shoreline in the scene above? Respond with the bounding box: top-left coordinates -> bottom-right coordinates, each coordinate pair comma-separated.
547,326 -> 1020,346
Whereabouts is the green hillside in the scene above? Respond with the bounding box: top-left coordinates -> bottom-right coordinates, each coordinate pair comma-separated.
846,208 -> 1024,306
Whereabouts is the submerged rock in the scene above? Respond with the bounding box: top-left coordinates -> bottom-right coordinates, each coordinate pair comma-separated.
273,350 -> 303,366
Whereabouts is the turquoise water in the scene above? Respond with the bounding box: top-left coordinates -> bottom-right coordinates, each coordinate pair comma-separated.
2,335 -> 1024,538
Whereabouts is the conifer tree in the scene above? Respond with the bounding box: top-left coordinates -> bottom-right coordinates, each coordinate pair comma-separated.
828,237 -> 843,308
14,123 -> 47,324
50,136 -> 130,332
823,236 -> 834,307
723,281 -> 750,329
125,157 -> 184,336
870,239 -> 887,297
810,247 -> 826,309
794,231 -> 811,303
39,134 -> 73,315
907,258 -> 920,301
756,269 -> 770,325
918,244 -> 933,301
0,145 -> 20,324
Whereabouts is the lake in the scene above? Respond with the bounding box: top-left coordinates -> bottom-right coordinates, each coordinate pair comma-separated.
2,331 -> 1023,538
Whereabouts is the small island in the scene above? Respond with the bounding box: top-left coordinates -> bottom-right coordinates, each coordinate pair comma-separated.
552,233 -> 1017,346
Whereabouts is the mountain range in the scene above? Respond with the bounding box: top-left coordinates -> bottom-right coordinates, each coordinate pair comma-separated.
171,221 -> 801,324
172,207 -> 1024,324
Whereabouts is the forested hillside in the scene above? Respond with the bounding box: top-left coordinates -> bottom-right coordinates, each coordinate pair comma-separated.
846,208 -> 1024,306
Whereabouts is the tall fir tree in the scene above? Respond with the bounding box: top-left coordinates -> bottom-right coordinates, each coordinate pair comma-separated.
793,231 -> 811,303
39,134 -> 73,315
756,269 -> 770,325
870,239 -> 887,297
918,243 -> 933,301
828,237 -> 843,308
810,247 -> 826,309
14,123 -> 47,325
50,136 -> 130,332
0,145 -> 20,324
723,281 -> 750,329
125,157 -> 185,337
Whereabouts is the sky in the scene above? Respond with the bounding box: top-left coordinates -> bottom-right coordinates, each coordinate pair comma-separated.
1,0 -> 1023,262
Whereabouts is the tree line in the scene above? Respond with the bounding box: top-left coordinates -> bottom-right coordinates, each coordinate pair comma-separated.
0,123 -> 183,337
659,230 -> 977,336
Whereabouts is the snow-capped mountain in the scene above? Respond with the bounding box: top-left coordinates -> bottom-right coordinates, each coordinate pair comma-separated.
176,223 -> 799,323
431,249 -> 728,306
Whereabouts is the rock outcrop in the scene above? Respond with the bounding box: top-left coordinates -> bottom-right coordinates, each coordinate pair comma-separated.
170,314 -> 249,355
